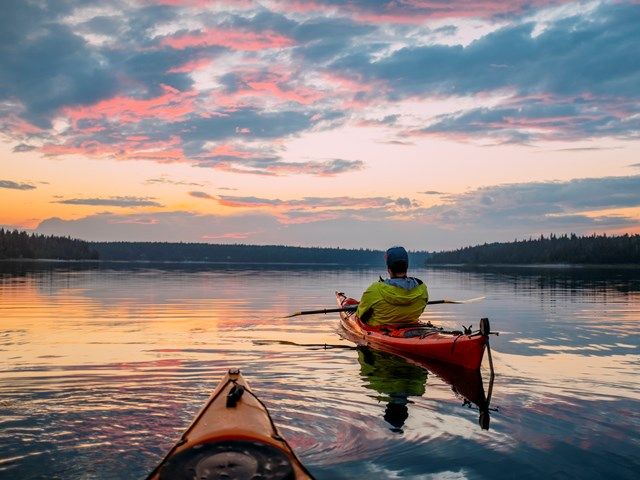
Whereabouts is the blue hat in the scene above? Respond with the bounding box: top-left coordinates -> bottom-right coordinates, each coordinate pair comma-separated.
385,246 -> 408,270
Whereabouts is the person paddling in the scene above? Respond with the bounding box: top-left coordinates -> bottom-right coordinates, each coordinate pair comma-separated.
356,246 -> 428,326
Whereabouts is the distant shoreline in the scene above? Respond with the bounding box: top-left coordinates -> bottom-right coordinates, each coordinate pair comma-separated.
425,263 -> 640,269
2,258 -> 639,269
0,258 -> 355,266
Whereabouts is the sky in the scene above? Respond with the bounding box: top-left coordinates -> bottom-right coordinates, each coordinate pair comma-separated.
1,0 -> 639,251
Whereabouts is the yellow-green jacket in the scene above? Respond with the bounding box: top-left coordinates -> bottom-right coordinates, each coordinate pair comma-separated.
356,277 -> 428,326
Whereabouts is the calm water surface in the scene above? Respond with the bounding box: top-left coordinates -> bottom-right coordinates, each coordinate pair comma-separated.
1,263 -> 639,479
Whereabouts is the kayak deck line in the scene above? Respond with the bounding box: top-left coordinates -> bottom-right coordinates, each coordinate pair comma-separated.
146,369 -> 314,480
335,291 -> 496,370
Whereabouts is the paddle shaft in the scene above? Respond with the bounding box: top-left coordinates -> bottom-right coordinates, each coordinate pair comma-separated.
287,297 -> 483,317
288,306 -> 356,316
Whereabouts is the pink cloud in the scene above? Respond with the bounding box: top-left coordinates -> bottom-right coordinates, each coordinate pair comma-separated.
210,159 -> 360,177
204,68 -> 371,112
216,197 -> 278,208
201,232 -> 256,240
269,0 -> 328,14
263,161 -> 361,177
320,72 -> 375,93
63,85 -> 197,126
400,92 -> 638,143
41,136 -> 188,164
354,118 -> 394,128
109,217 -> 160,225
162,28 -> 294,51
168,57 -> 214,73
244,80 -> 322,104
214,68 -> 325,109
278,211 -> 342,224
151,0 -> 254,7
1,114 -> 43,136
123,149 -> 188,163
354,1 -> 566,24
213,194 -> 418,225
199,143 -> 364,177
318,72 -> 384,109
209,144 -> 253,158
270,0 -> 567,23
217,195 -> 401,209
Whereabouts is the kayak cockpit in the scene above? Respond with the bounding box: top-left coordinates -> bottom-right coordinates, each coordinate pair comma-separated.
156,439 -> 297,480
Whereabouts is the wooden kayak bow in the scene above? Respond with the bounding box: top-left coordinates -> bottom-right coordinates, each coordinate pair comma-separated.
285,296 -> 485,317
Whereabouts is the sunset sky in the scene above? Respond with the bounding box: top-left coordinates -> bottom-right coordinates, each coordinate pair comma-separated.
1,0 -> 639,250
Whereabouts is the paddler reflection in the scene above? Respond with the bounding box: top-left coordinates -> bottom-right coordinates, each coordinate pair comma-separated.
357,347 -> 493,432
357,347 -> 426,432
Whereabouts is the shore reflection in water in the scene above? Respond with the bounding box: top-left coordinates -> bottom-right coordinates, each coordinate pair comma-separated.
357,347 -> 493,432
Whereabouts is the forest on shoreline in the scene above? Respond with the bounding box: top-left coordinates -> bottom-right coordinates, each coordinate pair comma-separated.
0,229 -> 99,260
2,229 -> 639,265
91,241 -> 421,266
427,234 -> 640,265
0,230 -> 425,266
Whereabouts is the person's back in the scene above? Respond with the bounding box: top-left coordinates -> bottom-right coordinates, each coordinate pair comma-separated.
356,246 -> 428,326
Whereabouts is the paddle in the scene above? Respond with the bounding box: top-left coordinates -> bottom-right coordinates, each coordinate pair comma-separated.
285,296 -> 485,317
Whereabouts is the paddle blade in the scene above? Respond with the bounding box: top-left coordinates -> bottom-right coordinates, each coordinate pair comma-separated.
457,296 -> 486,303
445,296 -> 486,304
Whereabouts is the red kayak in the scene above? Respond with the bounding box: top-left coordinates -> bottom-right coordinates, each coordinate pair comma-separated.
336,291 -> 489,370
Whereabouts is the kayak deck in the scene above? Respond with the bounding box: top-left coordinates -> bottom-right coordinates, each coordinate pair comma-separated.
147,369 -> 314,480
336,292 -> 488,370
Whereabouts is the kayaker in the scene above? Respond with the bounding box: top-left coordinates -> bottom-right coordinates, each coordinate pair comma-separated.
356,246 -> 428,325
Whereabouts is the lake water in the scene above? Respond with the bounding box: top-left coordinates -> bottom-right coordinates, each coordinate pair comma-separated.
1,263 -> 639,479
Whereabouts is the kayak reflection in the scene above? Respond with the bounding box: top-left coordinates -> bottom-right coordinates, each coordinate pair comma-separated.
356,347 -> 493,432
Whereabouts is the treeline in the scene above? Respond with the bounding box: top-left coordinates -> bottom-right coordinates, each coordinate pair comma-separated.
92,242 -> 428,266
3,229 -> 639,265
0,229 -> 99,260
427,234 -> 640,265
0,230 -> 429,265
